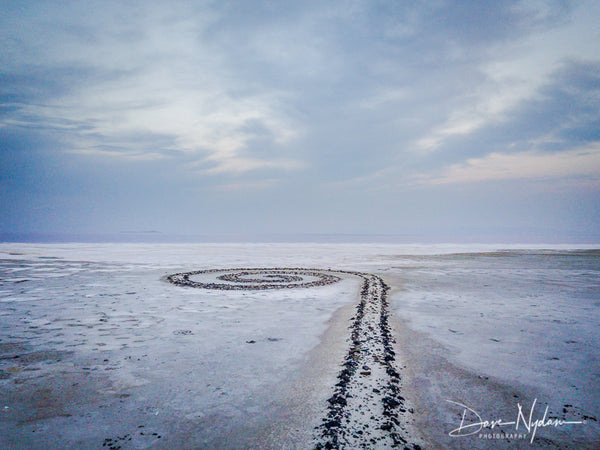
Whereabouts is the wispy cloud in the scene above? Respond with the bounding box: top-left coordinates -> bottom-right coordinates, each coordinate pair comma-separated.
413,143 -> 600,186
212,179 -> 278,192
68,148 -> 168,161
414,1 -> 600,153
0,1 -> 302,174
202,155 -> 304,175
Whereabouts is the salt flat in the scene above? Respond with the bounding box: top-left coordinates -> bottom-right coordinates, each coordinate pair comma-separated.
0,243 -> 598,449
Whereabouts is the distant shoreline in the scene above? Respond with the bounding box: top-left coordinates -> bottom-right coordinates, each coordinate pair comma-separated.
1,231 -> 599,245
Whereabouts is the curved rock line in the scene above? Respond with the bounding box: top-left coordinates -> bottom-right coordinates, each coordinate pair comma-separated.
165,268 -> 419,448
166,267 -> 341,290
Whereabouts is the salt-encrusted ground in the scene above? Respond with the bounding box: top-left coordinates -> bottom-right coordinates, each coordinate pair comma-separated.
385,250 -> 600,448
0,244 -> 598,449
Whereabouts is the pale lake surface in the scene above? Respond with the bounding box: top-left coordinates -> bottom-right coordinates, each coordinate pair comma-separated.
0,243 -> 598,448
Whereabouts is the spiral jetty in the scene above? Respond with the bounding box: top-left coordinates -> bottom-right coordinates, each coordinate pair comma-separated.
166,268 -> 421,449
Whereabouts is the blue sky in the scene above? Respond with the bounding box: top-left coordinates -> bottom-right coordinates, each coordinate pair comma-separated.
1,0 -> 599,242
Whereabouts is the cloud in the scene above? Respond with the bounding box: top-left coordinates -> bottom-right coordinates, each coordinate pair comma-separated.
67,148 -> 168,161
212,179 -> 278,192
404,58 -> 600,188
414,0 -> 599,152
202,156 -> 304,175
413,143 -> 600,186
0,1 -> 302,174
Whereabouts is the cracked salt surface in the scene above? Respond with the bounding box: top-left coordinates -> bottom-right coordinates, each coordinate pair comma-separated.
0,244 -> 598,449
387,250 -> 600,448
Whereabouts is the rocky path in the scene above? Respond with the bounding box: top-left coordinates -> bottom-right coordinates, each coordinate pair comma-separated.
313,272 -> 420,449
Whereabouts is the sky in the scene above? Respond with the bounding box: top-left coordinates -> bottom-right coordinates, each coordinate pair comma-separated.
1,0 -> 599,243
